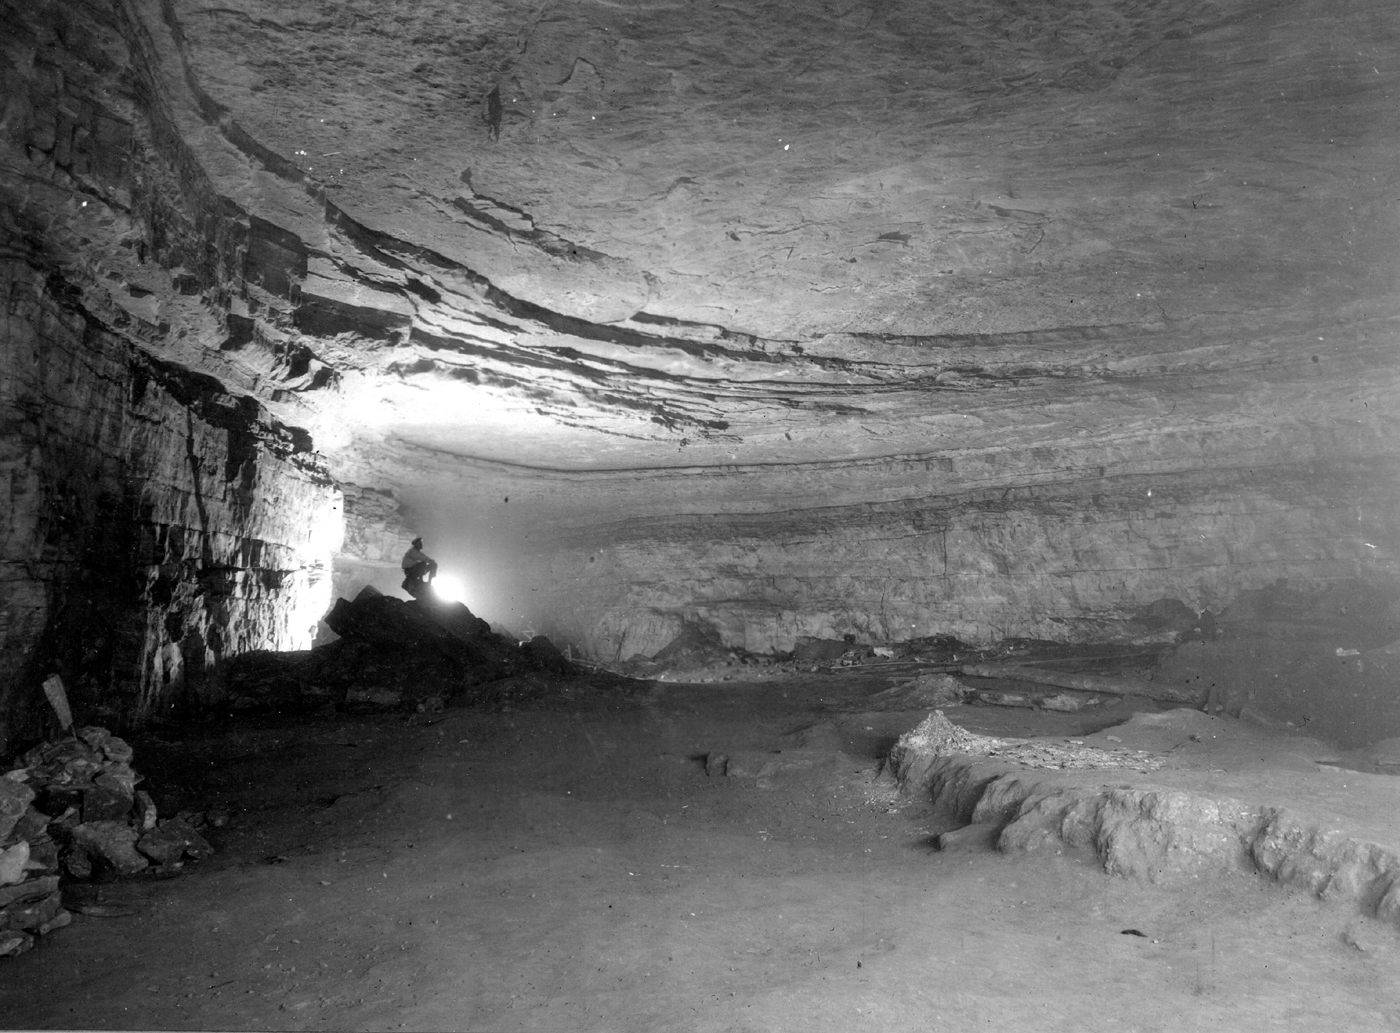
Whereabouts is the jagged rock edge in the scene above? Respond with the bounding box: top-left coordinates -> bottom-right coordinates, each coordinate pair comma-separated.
890,746 -> 1400,929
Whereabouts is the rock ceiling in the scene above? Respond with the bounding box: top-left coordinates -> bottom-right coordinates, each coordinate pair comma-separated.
146,0 -> 1396,496
4,0 -> 1398,642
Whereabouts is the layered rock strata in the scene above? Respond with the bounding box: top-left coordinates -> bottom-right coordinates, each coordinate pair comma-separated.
0,259 -> 340,752
511,456 -> 1398,658
0,0 -> 347,750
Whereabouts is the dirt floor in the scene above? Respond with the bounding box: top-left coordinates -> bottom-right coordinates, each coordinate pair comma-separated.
3,675 -> 1400,1032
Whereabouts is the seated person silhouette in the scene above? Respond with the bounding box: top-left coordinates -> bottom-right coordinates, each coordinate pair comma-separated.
400,537 -> 438,601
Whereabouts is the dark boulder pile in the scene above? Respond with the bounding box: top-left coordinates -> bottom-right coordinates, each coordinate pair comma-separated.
1,726 -> 215,959
223,586 -> 583,713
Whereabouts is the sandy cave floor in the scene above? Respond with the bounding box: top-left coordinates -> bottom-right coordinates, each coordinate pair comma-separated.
3,676 -> 1400,1033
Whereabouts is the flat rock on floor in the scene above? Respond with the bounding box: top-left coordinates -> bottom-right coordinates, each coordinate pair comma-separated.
890,707 -> 1400,924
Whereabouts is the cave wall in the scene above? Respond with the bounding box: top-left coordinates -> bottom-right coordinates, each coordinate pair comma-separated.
515,451 -> 1399,660
0,0 -> 344,754
325,482 -> 416,639
0,256 -> 341,755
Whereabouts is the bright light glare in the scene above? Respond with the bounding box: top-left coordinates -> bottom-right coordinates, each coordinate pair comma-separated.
433,573 -> 469,604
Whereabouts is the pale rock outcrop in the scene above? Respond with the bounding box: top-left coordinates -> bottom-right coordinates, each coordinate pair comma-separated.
890,712 -> 1400,927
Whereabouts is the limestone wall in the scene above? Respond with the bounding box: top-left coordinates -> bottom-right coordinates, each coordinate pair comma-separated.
0,0 -> 348,752
0,259 -> 340,753
518,454 -> 1399,660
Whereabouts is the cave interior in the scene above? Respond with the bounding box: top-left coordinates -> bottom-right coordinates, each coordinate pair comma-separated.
1,0 -> 1399,1025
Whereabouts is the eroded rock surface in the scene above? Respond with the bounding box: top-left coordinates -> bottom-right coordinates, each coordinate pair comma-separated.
890,708 -> 1400,925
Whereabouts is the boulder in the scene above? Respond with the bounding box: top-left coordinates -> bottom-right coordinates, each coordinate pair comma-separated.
0,843 -> 29,887
5,807 -> 49,847
0,876 -> 58,909
61,848 -> 92,879
0,890 -> 63,933
323,593 -> 417,645
424,599 -> 494,642
134,790 -> 158,832
19,738 -> 106,786
0,932 -> 33,958
323,594 -> 513,671
0,779 -> 34,844
520,636 -> 574,675
69,821 -> 149,875
82,783 -> 134,823
25,838 -> 58,876
136,817 -> 213,865
227,590 -> 601,714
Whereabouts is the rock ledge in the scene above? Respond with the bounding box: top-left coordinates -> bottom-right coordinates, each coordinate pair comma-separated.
890,711 -> 1400,928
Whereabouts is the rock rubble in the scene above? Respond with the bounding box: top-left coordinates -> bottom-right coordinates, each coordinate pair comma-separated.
0,727 -> 214,959
222,586 -> 589,713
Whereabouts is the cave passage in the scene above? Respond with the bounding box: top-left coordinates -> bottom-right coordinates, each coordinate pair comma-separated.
0,0 -> 1398,1026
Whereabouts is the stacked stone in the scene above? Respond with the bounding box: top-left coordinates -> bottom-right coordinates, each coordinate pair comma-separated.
0,727 -> 214,958
0,776 -> 68,958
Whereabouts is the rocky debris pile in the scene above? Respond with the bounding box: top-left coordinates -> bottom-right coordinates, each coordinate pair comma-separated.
891,710 -> 1165,773
223,586 -> 584,712
618,620 -> 765,680
0,727 -> 214,958
792,634 -> 971,667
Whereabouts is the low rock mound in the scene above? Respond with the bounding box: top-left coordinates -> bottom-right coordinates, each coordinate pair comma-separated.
1,726 -> 215,959
893,710 -> 1164,773
223,587 -> 583,713
889,709 -> 1400,931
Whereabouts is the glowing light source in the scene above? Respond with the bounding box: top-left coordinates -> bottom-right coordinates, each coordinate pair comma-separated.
433,573 -> 469,605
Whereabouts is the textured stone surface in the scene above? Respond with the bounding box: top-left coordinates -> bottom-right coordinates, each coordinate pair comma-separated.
480,452 -> 1399,658
0,0 -> 1396,740
68,820 -> 149,876
136,818 -> 212,866
0,842 -> 28,887
0,875 -> 58,910
0,0 -> 349,749
891,714 -> 1400,924
0,781 -> 34,845
0,889 -> 62,933
0,254 -> 343,748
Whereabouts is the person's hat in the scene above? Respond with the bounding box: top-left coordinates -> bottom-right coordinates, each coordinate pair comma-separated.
411,536 -> 423,547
